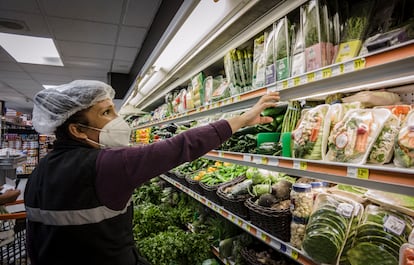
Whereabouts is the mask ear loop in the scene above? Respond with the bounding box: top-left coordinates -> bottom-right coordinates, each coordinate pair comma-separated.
77,123 -> 106,148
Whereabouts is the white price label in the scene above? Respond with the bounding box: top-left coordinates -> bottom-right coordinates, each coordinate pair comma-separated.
252,155 -> 261,164
267,86 -> 277,93
293,161 -> 307,170
336,203 -> 354,218
331,65 -> 341,76
243,155 -> 252,162
288,78 -> 294,88
344,61 -> 355,73
276,82 -> 284,90
268,157 -> 279,166
384,215 -> 406,236
347,167 -> 357,178
300,75 -> 307,85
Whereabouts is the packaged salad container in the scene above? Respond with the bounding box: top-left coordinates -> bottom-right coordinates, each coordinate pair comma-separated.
394,110 -> 414,168
302,193 -> 360,264
326,108 -> 391,164
368,113 -> 400,164
292,104 -> 330,160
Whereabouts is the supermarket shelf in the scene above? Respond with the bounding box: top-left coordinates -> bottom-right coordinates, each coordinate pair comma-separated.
133,90 -> 269,129
211,246 -> 235,265
133,42 -> 414,129
160,174 -> 317,265
204,151 -> 414,197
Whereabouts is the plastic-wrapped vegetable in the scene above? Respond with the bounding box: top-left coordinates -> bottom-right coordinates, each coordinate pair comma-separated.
252,34 -> 266,89
326,108 -> 391,164
394,110 -> 414,168
292,104 -> 330,160
368,114 -> 399,164
302,193 -> 360,264
345,204 -> 413,265
275,17 -> 291,81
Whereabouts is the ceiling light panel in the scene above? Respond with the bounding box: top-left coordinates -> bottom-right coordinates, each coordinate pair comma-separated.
0,32 -> 63,66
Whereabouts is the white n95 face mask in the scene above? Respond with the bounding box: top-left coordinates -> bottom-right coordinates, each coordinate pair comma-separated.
79,116 -> 132,148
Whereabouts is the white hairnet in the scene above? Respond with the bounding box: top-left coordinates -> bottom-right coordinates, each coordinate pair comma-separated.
32,80 -> 115,134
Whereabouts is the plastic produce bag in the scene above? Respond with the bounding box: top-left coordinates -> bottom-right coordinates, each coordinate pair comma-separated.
302,193 -> 360,264
326,108 -> 391,164
368,114 -> 400,164
394,110 -> 414,168
292,104 -> 330,160
341,90 -> 401,108
345,204 -> 413,265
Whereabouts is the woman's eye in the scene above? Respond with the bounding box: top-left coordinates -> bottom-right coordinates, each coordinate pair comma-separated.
103,110 -> 110,115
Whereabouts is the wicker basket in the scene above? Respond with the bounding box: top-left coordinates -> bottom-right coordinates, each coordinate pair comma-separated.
216,177 -> 251,220
185,175 -> 204,195
240,244 -> 299,265
244,198 -> 291,242
199,181 -> 222,205
199,175 -> 246,205
170,171 -> 189,187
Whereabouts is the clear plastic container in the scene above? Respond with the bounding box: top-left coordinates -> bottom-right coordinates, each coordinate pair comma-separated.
310,181 -> 328,200
290,183 -> 313,220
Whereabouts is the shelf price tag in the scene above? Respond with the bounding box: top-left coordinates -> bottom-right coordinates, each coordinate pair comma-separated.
293,77 -> 301,86
290,250 -> 299,260
354,58 -> 366,70
218,151 -> 224,158
261,233 -> 271,244
331,64 -> 342,76
282,80 -> 289,89
307,72 -> 315,82
293,161 -> 307,170
279,243 -> 287,253
252,155 -> 261,164
347,167 -> 369,179
238,220 -> 243,226
243,155 -> 252,162
267,157 -> 279,166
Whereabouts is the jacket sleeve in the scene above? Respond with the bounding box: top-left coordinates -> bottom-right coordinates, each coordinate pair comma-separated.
95,119 -> 232,210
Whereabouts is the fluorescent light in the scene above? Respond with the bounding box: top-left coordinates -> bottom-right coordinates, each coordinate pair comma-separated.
42,85 -> 59,89
0,33 -> 63,66
153,0 -> 241,72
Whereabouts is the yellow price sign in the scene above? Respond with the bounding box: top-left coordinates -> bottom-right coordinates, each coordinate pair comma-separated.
307,72 -> 315,82
293,77 -> 301,86
261,233 -> 271,243
322,68 -> 332,78
291,250 -> 299,260
261,157 -> 268,165
354,58 -> 366,70
357,168 -> 369,179
282,80 -> 288,89
293,161 -> 307,170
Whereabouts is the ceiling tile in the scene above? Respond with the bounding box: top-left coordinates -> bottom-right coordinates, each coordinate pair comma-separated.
0,0 -> 40,13
63,57 -> 112,70
29,73 -> 73,83
123,0 -> 161,27
49,17 -> 118,45
41,0 -> 123,24
118,26 -> 146,48
112,60 -> 133,73
0,10 -> 50,36
114,46 -> 138,61
0,61 -> 22,71
58,41 -> 114,60
0,71 -> 32,80
20,64 -> 72,75
0,48 -> 15,62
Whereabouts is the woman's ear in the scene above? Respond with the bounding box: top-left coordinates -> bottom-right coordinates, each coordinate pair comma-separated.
68,123 -> 88,140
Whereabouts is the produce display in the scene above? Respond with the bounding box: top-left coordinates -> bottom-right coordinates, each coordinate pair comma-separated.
394,110 -> 414,168
344,204 -> 413,265
302,193 -> 360,264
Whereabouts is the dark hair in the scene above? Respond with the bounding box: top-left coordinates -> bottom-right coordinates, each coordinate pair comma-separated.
54,109 -> 89,140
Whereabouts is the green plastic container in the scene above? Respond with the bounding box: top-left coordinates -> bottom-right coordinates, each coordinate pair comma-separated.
256,132 -> 280,147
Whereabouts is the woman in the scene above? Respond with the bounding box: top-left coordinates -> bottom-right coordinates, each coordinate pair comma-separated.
24,80 -> 280,265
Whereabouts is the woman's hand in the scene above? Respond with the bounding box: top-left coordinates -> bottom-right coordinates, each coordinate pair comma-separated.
226,92 -> 280,133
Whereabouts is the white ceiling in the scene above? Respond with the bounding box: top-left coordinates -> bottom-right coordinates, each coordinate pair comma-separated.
0,0 -> 177,114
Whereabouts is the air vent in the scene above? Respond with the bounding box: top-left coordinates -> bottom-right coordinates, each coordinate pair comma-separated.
0,18 -> 28,31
